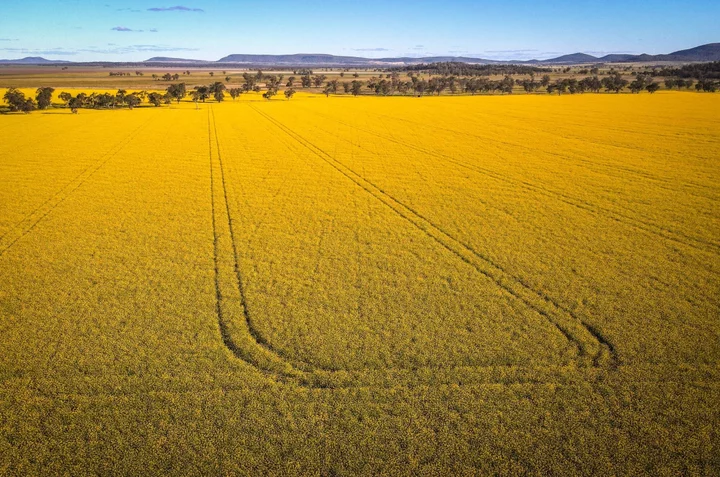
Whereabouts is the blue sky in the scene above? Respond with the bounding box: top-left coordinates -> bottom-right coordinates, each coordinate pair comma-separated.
0,0 -> 718,61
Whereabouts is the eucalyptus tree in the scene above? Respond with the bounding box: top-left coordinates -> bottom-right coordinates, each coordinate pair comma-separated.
35,87 -> 55,110
350,80 -> 363,96
166,83 -> 187,103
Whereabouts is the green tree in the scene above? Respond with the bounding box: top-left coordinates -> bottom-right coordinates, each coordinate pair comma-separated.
262,88 -> 277,100
35,87 -> 55,110
193,85 -> 210,102
209,82 -> 226,102
147,92 -> 164,106
601,72 -> 629,93
124,94 -> 141,109
242,72 -> 256,92
414,78 -> 428,96
646,82 -> 660,94
350,80 -> 363,96
59,92 -> 73,106
166,83 -> 187,103
68,96 -> 83,113
4,88 -> 35,113
498,75 -> 514,94
284,88 -> 296,100
313,74 -> 326,87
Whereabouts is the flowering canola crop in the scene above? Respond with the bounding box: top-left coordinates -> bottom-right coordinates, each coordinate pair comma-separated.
1,91 -> 718,474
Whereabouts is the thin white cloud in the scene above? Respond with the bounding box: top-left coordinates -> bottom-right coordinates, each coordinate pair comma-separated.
112,26 -> 144,32
148,5 -> 204,12
0,47 -> 78,56
352,48 -> 390,52
484,49 -> 538,54
583,50 -> 638,55
80,44 -> 199,54
1,44 -> 198,57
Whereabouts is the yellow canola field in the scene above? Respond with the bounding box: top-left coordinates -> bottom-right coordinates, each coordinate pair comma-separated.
0,91 -> 719,474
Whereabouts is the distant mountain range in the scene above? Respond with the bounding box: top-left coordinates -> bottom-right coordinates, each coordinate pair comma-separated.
211,53 -> 503,65
142,57 -> 210,63
0,56 -> 71,64
528,43 -> 720,64
157,43 -> 720,66
1,43 -> 718,66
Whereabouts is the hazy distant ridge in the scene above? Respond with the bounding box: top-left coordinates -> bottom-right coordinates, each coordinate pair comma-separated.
540,43 -> 720,64
212,43 -> 720,65
1,43 -> 718,65
0,56 -> 71,64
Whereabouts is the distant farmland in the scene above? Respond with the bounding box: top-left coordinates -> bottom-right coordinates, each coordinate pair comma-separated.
0,91 -> 718,474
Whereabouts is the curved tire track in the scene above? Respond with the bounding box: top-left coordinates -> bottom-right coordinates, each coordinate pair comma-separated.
248,103 -> 618,369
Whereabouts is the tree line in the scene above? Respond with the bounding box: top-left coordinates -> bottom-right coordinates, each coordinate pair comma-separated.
3,87 -> 174,113
389,62 -> 551,77
4,71 -> 717,114
0,80 -> 295,114
312,72 -> 659,96
653,61 -> 720,80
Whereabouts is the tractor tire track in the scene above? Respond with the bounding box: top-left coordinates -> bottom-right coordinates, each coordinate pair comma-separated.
0,119 -> 154,245
220,118 -> 310,242
211,107 -> 292,364
210,105 -> 606,387
0,118 -> 152,258
300,106 -> 720,256
327,106 -> 720,253
249,103 -> 617,368
208,107 -> 313,384
291,114 -> 720,304
376,108 -> 720,202
353,102 -> 719,199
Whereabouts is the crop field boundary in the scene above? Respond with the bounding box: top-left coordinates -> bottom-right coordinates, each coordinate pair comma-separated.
298,105 -> 720,256
202,103 -> 620,388
0,118 -> 153,258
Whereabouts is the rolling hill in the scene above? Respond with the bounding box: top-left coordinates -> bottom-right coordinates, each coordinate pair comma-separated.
0,56 -> 71,64
2,43 -> 718,66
